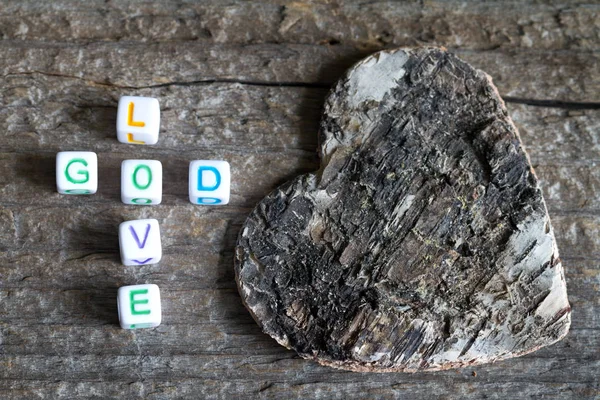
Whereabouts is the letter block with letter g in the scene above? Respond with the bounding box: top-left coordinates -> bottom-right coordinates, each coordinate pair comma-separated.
188,160 -> 231,205
117,284 -> 162,329
56,151 -> 98,195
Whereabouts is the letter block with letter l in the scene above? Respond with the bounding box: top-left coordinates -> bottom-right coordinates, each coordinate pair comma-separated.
188,160 -> 231,205
119,219 -> 162,266
117,284 -> 162,329
56,151 -> 98,195
116,96 -> 160,145
121,160 -> 162,205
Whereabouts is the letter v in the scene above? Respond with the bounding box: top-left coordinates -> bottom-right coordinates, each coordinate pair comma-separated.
129,224 -> 151,249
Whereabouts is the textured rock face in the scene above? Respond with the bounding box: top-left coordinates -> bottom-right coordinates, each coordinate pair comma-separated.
235,47 -> 571,372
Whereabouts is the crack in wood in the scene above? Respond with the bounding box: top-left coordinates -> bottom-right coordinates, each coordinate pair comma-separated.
3,71 -> 598,109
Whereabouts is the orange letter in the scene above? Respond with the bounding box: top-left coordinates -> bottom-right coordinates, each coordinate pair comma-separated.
127,133 -> 145,144
127,102 -> 146,127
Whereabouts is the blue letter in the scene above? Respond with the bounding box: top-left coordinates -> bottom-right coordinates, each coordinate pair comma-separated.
198,166 -> 221,191
197,197 -> 222,205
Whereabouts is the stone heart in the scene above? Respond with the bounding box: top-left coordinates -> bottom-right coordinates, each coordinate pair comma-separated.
235,47 -> 570,372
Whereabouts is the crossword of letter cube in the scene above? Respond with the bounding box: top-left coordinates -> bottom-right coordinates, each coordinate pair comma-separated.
119,219 -> 161,266
116,96 -> 160,145
56,151 -> 98,195
121,160 -> 162,205
188,160 -> 230,205
117,284 -> 162,329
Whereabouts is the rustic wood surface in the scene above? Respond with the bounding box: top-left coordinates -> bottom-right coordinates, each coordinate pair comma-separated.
0,0 -> 598,398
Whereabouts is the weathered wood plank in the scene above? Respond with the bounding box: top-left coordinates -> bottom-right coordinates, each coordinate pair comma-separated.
0,43 -> 597,102
0,0 -> 598,398
1,1 -> 597,52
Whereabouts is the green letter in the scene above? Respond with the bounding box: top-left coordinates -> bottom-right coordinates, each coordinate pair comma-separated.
130,289 -> 151,315
130,323 -> 153,329
133,164 -> 152,190
131,198 -> 152,204
65,158 -> 89,184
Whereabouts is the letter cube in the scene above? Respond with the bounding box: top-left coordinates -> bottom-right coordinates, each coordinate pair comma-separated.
56,151 -> 98,195
117,284 -> 162,329
119,219 -> 161,266
116,96 -> 160,145
189,160 -> 230,205
121,160 -> 162,205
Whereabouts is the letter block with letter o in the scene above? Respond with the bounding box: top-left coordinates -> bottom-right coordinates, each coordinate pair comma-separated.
117,284 -> 162,329
119,218 -> 162,266
116,96 -> 160,145
121,160 -> 162,205
188,160 -> 230,205
56,151 -> 98,195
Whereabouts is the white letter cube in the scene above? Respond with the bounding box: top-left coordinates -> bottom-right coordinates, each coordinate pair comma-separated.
189,160 -> 230,205
117,284 -> 162,329
56,151 -> 98,195
116,96 -> 160,145
119,219 -> 161,266
121,160 -> 162,205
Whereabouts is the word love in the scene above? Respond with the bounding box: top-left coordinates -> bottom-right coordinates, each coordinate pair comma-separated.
56,96 -> 227,331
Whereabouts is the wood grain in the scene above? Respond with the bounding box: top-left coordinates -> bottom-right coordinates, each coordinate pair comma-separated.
0,0 -> 598,398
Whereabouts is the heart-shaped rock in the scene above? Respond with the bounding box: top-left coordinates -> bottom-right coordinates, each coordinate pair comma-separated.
235,47 -> 571,372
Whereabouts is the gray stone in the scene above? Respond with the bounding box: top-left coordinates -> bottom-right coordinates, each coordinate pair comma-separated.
235,47 -> 571,372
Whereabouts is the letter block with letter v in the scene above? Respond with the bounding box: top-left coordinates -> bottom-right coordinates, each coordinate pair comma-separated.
119,219 -> 162,266
188,160 -> 231,205
116,96 -> 160,145
117,284 -> 162,329
56,151 -> 98,195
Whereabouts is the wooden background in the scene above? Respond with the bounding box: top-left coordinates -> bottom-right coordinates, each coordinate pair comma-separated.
0,1 -> 598,398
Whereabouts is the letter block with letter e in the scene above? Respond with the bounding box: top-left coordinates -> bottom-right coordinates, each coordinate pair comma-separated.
117,284 -> 162,329
121,160 -> 162,205
119,219 -> 162,266
56,151 -> 98,195
116,96 -> 160,145
188,160 -> 230,205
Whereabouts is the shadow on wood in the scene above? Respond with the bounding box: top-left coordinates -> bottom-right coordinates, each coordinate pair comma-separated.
15,153 -> 56,194
61,287 -> 121,326
63,216 -> 122,262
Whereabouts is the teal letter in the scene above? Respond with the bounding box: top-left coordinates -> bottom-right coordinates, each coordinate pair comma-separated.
197,197 -> 222,204
198,166 -> 221,191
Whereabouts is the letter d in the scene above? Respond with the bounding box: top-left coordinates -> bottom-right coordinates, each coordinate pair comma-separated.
198,166 -> 221,191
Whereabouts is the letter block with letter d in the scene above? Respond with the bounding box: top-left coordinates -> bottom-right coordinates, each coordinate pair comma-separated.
188,160 -> 230,205
117,284 -> 162,329
121,160 -> 162,205
56,151 -> 98,195
119,219 -> 162,266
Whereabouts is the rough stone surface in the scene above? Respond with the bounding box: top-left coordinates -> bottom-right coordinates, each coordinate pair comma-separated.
235,47 -> 571,372
0,0 -> 599,398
